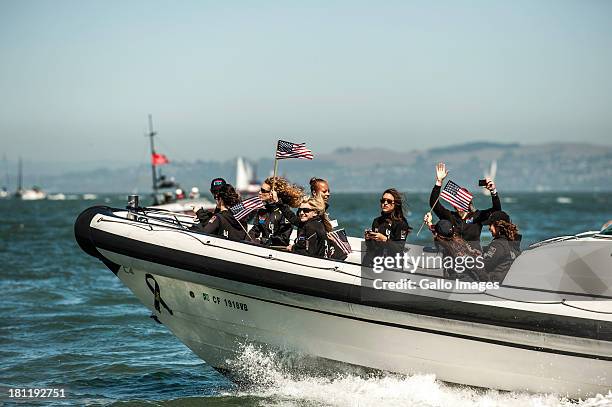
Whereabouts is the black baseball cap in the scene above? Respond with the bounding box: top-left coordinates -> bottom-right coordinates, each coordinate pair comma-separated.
434,220 -> 454,238
210,178 -> 227,194
483,211 -> 511,225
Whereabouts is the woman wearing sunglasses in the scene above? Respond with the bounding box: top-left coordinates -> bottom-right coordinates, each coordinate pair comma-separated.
288,195 -> 332,258
365,188 -> 412,243
248,176 -> 303,246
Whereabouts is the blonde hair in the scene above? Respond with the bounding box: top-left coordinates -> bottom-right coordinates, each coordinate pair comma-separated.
265,176 -> 304,208
302,194 -> 332,232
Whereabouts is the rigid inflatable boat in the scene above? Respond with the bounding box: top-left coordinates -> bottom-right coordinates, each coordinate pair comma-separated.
74,203 -> 612,398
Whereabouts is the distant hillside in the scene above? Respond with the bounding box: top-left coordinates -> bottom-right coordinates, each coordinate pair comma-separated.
31,142 -> 612,193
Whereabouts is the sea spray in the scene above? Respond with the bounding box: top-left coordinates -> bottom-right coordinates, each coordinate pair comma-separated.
224,343 -> 612,407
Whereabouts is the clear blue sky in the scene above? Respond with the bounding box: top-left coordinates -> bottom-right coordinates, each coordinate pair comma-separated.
1,0 -> 611,167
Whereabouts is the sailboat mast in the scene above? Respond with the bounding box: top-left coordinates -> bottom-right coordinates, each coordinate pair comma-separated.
17,156 -> 23,192
2,154 -> 8,190
147,114 -> 158,199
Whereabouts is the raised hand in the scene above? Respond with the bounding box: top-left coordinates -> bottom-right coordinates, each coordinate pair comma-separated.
423,212 -> 433,226
190,204 -> 204,213
189,204 -> 203,221
485,177 -> 496,192
435,162 -> 448,184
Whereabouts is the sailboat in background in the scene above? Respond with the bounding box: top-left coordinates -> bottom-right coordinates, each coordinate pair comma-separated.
15,157 -> 46,200
0,155 -> 9,199
482,160 -> 497,196
235,156 -> 260,198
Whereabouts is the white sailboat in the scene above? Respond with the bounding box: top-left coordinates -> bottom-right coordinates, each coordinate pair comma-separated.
15,157 -> 46,200
235,156 -> 260,198
1,155 -> 9,198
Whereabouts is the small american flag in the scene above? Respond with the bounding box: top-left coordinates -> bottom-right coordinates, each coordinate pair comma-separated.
327,229 -> 352,255
230,196 -> 265,221
440,180 -> 473,212
275,140 -> 314,160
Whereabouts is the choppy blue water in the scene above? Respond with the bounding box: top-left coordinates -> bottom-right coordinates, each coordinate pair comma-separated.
0,192 -> 610,406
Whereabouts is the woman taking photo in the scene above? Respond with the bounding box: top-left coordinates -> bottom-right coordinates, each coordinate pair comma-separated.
289,195 -> 332,258
430,162 -> 501,251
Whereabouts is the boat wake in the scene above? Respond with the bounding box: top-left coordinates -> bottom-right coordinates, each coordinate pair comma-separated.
223,343 -> 612,407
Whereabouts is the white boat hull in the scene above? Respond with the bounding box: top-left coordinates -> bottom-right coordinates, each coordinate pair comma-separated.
19,189 -> 46,200
106,252 -> 610,398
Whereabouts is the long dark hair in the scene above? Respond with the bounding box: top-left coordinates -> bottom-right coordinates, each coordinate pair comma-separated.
493,220 -> 519,241
382,188 -> 407,222
435,234 -> 481,258
217,184 -> 241,208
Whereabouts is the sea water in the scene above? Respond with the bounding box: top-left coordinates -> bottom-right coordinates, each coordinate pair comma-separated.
0,192 -> 610,406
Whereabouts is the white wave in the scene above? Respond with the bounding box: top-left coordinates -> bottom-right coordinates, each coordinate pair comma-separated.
223,343 -> 611,407
556,197 -> 573,204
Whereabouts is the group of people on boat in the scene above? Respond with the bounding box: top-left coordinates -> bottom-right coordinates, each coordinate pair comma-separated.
422,162 -> 521,282
190,162 -> 521,283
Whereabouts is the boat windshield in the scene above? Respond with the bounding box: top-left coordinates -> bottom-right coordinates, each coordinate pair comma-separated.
600,224 -> 612,236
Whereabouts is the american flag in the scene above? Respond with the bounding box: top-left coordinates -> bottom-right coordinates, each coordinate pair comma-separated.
230,196 -> 265,221
327,229 -> 352,255
440,180 -> 473,212
275,140 -> 314,160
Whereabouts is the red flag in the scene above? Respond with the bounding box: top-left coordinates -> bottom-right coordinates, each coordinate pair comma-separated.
152,153 -> 169,166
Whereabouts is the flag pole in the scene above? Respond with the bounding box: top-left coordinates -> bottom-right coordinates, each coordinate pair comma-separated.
416,193 -> 441,237
271,140 -> 279,191
272,158 -> 279,190
237,219 -> 255,242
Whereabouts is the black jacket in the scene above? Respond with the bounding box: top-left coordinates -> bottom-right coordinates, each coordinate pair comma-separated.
200,209 -> 247,241
430,184 -> 501,250
363,213 -> 411,263
278,202 -> 300,227
371,212 -> 412,241
292,216 -> 328,258
477,235 -> 522,282
248,202 -> 294,247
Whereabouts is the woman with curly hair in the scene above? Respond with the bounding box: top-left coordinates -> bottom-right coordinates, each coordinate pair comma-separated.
289,194 -> 332,258
480,211 -> 522,282
248,176 -> 304,246
201,184 -> 247,241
